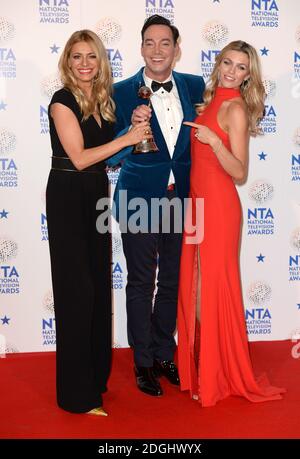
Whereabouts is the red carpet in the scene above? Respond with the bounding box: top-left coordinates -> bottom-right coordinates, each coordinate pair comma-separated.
0,341 -> 298,439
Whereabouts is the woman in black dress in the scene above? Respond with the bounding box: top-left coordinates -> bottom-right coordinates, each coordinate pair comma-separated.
46,30 -> 149,416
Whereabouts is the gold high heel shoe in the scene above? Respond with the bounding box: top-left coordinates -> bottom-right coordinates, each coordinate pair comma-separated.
87,407 -> 108,416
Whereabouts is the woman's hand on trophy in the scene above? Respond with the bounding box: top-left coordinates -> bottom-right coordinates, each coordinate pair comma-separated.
131,105 -> 152,126
124,121 -> 152,146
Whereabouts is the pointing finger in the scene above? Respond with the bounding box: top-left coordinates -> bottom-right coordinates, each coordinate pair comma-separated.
183,121 -> 202,129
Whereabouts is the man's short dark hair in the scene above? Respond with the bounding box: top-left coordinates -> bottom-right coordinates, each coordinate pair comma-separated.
141,15 -> 179,44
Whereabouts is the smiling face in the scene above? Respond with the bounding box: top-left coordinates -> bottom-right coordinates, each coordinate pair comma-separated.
218,50 -> 250,89
68,40 -> 99,89
141,24 -> 179,82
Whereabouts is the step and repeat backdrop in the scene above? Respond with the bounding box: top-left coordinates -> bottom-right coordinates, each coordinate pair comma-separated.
0,0 -> 299,354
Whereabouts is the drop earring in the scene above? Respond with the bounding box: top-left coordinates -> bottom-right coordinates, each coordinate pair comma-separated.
241,78 -> 249,90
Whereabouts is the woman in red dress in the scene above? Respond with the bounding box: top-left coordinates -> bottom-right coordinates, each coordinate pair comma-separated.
178,41 -> 285,407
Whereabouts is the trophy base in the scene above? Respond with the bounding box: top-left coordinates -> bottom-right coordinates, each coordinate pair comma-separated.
133,139 -> 159,154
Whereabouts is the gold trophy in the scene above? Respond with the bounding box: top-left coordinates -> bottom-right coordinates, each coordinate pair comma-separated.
134,86 -> 159,154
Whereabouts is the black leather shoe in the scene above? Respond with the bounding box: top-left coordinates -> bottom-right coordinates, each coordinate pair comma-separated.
153,360 -> 180,385
134,366 -> 163,396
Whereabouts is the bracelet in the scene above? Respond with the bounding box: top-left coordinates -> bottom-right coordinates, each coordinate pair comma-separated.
212,138 -> 222,155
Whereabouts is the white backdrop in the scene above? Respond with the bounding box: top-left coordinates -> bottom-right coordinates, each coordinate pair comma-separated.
0,0 -> 299,354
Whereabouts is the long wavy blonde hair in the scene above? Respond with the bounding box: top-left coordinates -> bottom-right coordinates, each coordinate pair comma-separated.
199,40 -> 265,136
59,29 -> 115,123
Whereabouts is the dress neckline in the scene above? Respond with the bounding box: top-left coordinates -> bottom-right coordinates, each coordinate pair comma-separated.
215,86 -> 241,99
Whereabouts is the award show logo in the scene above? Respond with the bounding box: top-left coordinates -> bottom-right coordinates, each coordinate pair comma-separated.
40,190 -> 48,241
291,128 -> 300,181
292,27 -> 300,96
294,49 -> 300,81
112,236 -> 124,290
251,0 -> 279,28
261,104 -> 277,134
41,212 -> 48,241
41,73 -> 62,99
291,132 -> 300,181
289,228 -> 300,282
39,0 -> 70,24
42,290 -> 56,346
247,180 -> 274,236
145,0 -> 175,23
0,17 -> 16,79
0,237 -> 19,295
40,105 -> 49,135
0,127 -> 18,188
201,21 -> 228,80
246,281 -> 272,336
95,18 -> 123,80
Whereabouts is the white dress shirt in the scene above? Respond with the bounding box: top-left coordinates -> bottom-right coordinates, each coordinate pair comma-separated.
143,71 -> 183,186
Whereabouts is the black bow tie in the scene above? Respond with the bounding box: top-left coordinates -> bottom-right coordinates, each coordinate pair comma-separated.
151,80 -> 173,93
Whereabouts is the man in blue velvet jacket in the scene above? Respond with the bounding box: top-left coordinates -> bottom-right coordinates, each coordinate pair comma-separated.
107,15 -> 205,397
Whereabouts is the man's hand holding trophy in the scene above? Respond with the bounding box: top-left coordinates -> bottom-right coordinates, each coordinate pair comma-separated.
132,86 -> 159,154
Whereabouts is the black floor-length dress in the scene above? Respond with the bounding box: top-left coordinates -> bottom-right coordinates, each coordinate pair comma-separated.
46,88 -> 113,413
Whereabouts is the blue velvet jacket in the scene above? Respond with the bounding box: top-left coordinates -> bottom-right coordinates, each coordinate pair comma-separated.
107,68 -> 205,223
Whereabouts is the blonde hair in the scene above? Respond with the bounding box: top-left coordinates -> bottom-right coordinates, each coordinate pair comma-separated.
59,29 -> 115,123
199,40 -> 265,136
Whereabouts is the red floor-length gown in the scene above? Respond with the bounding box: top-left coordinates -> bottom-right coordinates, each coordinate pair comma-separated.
177,86 -> 285,407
